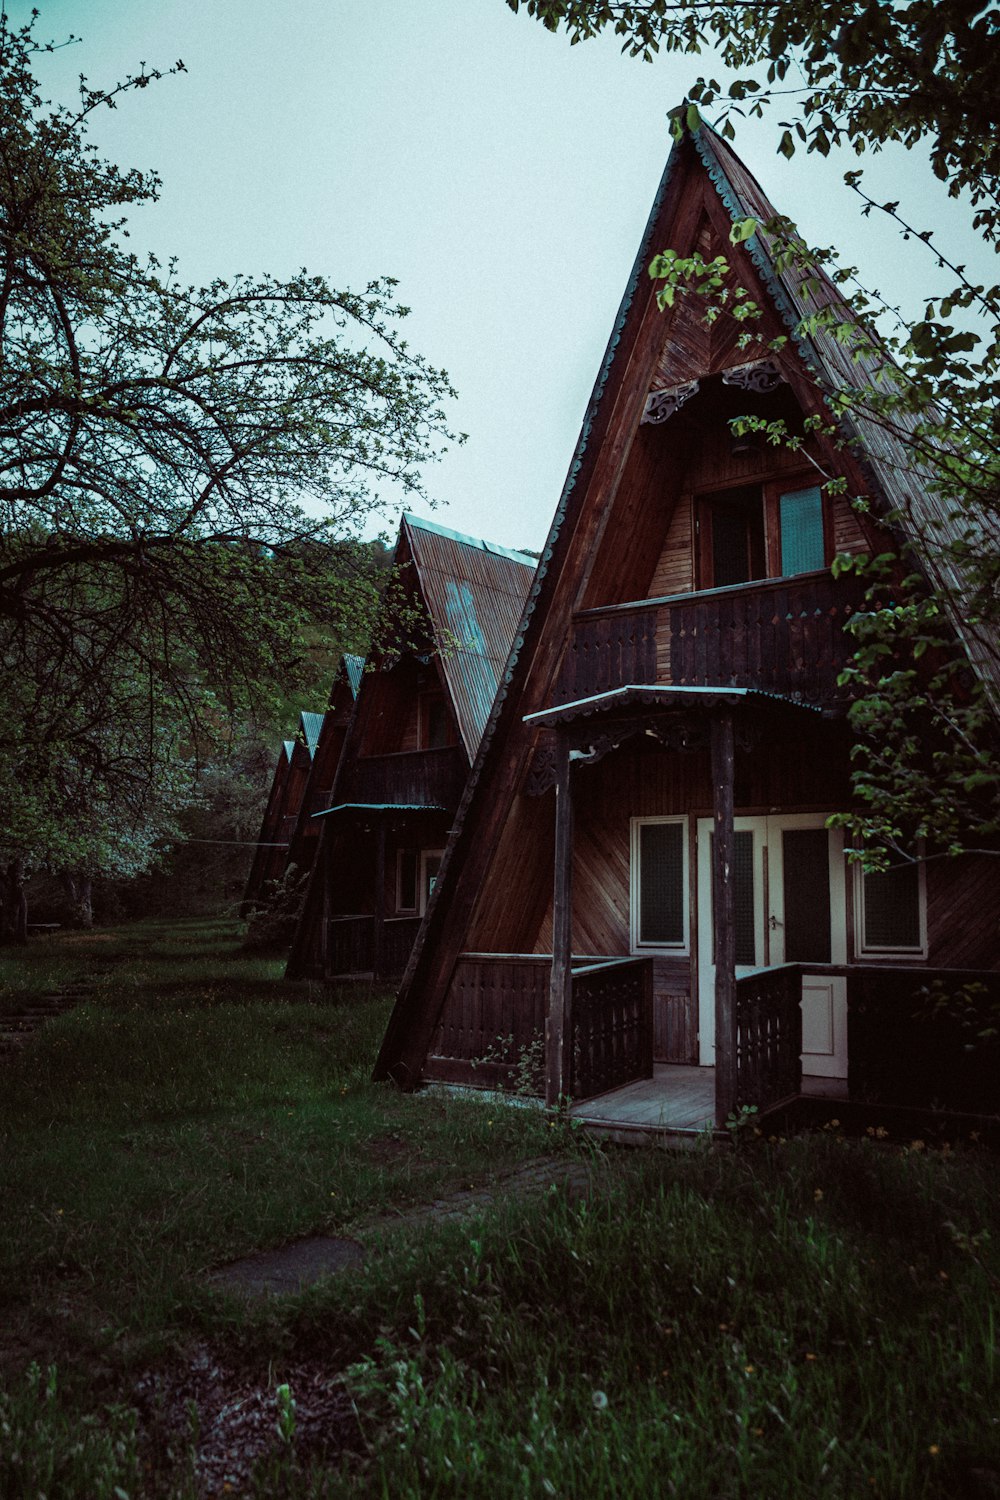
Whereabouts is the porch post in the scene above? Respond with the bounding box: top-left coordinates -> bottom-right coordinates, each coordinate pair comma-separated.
373,819 -> 387,978
319,824 -> 332,979
546,732 -> 573,1108
710,709 -> 737,1126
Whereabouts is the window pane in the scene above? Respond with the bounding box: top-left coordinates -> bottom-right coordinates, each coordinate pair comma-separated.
782,828 -> 831,963
733,830 -> 757,965
397,849 -> 417,911
779,486 -> 825,575
864,863 -> 922,949
423,852 -> 442,907
709,488 -> 764,587
639,822 -> 684,945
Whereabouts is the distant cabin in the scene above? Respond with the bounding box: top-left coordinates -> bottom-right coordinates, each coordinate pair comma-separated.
241,707 -> 326,917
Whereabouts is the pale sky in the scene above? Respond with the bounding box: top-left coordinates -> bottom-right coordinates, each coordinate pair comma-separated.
10,0 -> 990,553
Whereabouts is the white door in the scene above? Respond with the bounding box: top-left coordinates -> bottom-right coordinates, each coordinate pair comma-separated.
697,815 -> 848,1077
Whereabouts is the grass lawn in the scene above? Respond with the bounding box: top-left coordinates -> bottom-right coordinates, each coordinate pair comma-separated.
1,918 -> 999,1497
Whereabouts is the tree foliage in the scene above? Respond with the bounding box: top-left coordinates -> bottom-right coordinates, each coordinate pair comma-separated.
509,0 -> 1000,865
0,13 -> 457,927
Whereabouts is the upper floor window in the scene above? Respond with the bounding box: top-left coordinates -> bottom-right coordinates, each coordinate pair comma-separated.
696,479 -> 828,590
418,691 -> 452,749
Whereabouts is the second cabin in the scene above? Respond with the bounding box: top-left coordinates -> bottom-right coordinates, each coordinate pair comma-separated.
286,514 -> 537,982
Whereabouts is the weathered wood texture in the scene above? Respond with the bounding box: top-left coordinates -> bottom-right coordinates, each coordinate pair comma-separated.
325,915 -> 422,978
558,571 -> 865,707
426,956 -> 550,1085
339,746 -> 466,808
847,967 -> 1000,1112
926,855 -> 1000,969
652,958 -> 697,1064
573,957 -> 654,1100
734,963 -> 803,1111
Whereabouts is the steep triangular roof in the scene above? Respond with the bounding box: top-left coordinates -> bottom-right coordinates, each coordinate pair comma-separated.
400,513 -> 537,758
374,117 -> 975,1085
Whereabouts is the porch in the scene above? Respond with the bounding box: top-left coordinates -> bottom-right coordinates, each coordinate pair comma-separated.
569,1063 -> 847,1142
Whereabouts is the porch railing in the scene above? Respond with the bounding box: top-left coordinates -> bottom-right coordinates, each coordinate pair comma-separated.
572,957 -> 654,1101
427,954 -> 550,1088
734,964 -> 802,1112
325,914 -> 422,978
326,915 -> 372,976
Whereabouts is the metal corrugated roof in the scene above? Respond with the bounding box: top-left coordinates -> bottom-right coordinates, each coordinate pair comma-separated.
312,802 -> 449,819
343,653 -> 365,699
524,684 -> 823,726
401,513 -> 538,758
299,711 -> 325,755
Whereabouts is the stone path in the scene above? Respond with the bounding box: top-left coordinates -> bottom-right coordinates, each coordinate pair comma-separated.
209,1154 -> 599,1297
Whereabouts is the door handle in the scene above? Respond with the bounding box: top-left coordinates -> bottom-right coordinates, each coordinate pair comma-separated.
769,915 -> 783,930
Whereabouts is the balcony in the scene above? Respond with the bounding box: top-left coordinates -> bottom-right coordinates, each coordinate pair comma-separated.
557,570 -> 867,706
339,745 -> 466,809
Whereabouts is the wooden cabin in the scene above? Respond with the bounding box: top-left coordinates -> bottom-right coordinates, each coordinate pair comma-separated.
241,708 -> 325,916
286,514 -> 537,981
284,654 -> 365,883
375,121 -> 1000,1134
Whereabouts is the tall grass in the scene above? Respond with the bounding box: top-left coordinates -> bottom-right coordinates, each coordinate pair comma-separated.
1,920 -> 998,1497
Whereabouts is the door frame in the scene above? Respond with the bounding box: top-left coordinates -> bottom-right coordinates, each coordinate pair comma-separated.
696,813 -> 848,1076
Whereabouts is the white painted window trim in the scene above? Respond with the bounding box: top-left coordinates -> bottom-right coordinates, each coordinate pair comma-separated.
420,849 -> 445,915
629,815 -> 690,955
854,852 -> 929,959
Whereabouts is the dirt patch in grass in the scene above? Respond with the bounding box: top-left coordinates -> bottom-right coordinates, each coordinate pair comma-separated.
134,1346 -> 360,1496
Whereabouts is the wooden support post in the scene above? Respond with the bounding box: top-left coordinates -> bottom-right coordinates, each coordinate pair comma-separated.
546,734 -> 573,1109
319,825 -> 332,979
710,710 -> 737,1127
373,820 -> 387,979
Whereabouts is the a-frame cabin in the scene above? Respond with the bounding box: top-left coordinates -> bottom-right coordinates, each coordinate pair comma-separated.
286,514 -> 537,981
375,121 -> 1000,1133
284,653 -> 365,884
241,708 -> 325,917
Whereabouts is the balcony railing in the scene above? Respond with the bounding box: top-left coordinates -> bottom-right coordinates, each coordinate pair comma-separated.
558,570 -> 866,705
339,745 -> 466,808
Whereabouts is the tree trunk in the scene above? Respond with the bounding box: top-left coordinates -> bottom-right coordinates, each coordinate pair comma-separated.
0,858 -> 28,944
62,872 -> 94,928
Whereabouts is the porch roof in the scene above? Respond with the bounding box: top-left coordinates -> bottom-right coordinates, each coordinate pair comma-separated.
523,684 -> 824,728
312,801 -> 449,820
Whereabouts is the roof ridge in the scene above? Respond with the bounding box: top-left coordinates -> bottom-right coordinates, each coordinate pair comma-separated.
402,511 -> 538,570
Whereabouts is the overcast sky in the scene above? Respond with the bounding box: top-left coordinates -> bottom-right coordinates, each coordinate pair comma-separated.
11,1 -> 989,554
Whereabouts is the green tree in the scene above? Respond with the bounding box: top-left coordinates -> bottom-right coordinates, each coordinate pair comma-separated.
508,0 -> 1000,867
0,14 -> 457,932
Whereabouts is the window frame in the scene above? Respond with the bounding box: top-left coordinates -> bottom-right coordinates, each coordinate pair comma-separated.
629,815 -> 690,955
853,854 -> 929,960
397,846 -> 445,916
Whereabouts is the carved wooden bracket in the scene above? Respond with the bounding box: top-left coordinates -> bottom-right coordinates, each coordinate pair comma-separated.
641,380 -> 700,425
721,358 -> 785,393
525,739 -> 559,796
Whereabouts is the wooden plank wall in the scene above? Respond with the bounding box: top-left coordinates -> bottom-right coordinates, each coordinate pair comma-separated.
926,854 -> 1000,969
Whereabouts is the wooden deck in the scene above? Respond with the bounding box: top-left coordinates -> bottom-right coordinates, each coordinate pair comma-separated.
569,1064 -> 848,1144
